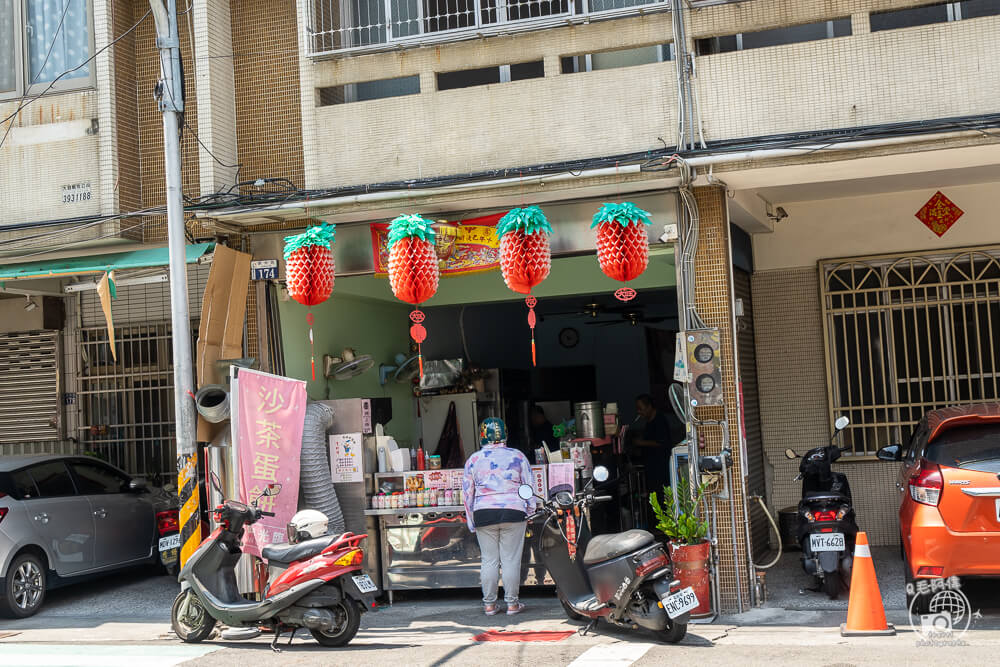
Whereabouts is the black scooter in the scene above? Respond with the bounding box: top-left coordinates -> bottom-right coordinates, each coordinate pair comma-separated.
783,416 -> 859,599
518,466 -> 692,643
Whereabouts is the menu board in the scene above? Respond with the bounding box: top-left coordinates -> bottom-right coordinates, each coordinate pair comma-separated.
330,433 -> 363,483
425,469 -> 449,490
547,462 -> 574,498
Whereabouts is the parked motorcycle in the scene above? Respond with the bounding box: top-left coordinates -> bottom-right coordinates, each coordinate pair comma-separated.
518,466 -> 693,643
783,415 -> 859,599
171,473 -> 375,650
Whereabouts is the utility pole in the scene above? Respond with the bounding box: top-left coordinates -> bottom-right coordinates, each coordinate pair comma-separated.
150,0 -> 199,571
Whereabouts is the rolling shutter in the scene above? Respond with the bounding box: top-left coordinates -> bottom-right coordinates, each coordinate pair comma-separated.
0,331 -> 61,443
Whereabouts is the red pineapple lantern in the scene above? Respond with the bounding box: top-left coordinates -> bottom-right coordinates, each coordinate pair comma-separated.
592,202 -> 651,302
284,223 -> 336,380
387,214 -> 439,378
497,206 -> 552,366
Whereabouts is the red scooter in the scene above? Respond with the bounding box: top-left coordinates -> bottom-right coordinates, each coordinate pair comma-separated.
171,473 -> 374,650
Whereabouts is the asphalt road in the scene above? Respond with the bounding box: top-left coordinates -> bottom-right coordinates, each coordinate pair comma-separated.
3,565 -> 1000,666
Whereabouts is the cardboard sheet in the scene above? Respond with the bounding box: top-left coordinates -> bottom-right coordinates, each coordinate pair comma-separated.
196,245 -> 252,442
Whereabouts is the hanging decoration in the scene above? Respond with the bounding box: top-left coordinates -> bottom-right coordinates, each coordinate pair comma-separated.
283,222 -> 336,380
497,206 -> 552,366
387,214 -> 439,378
592,202 -> 652,302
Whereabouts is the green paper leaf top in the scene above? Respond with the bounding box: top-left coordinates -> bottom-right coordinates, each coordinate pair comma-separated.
591,202 -> 652,229
388,214 -> 436,247
283,223 -> 336,260
497,206 -> 552,237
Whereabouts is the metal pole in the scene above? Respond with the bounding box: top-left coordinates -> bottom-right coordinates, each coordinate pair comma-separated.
150,0 -> 199,570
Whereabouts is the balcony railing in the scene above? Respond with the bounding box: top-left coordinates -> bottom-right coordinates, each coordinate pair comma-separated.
306,0 -> 672,56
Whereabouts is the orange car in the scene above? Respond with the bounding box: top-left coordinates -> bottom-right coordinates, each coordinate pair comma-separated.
878,403 -> 1000,612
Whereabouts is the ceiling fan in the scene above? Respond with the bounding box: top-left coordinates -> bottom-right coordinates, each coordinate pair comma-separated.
586,311 -> 668,327
547,301 -> 646,319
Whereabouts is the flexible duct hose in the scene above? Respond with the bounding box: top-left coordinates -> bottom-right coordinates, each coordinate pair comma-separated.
750,495 -> 782,569
299,402 -> 345,534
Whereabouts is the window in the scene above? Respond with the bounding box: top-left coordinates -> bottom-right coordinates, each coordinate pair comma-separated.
1,0 -> 94,100
0,469 -> 39,499
28,461 -> 77,497
925,423 -> 1000,473
436,60 -> 544,91
70,460 -> 130,494
870,1 -> 1000,32
696,18 -> 851,56
317,75 -> 420,106
307,0 -> 668,55
561,44 -> 673,74
822,250 -> 1000,457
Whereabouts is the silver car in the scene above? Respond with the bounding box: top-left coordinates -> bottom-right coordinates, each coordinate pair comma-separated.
0,455 -> 157,617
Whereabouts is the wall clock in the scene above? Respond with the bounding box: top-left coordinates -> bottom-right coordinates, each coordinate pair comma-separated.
559,327 -> 579,349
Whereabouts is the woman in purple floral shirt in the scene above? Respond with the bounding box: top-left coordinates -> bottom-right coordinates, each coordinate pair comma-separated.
463,418 -> 536,616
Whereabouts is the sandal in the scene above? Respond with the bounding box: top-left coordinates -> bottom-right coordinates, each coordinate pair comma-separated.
484,603 -> 499,616
506,602 -> 526,615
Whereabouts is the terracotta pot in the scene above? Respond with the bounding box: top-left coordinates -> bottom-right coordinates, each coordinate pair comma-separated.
669,540 -> 712,617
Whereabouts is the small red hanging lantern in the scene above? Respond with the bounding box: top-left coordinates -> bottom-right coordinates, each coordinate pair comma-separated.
498,206 -> 551,366
283,223 -> 335,380
592,202 -> 651,302
387,214 -> 439,378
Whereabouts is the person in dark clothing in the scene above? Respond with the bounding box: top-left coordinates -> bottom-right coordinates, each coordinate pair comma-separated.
632,393 -> 677,495
529,405 -> 559,454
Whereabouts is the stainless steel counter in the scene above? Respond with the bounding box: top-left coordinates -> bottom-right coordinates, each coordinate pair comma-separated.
374,509 -> 552,600
364,505 -> 466,516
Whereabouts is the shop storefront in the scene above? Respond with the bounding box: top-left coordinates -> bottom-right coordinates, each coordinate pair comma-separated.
270,191 -> 691,601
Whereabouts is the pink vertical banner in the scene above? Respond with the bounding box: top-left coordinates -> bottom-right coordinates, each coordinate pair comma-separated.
237,369 -> 307,558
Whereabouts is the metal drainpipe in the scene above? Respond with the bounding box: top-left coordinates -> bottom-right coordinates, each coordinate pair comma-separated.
670,1 -> 690,150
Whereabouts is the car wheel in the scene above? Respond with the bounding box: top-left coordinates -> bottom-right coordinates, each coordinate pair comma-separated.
0,553 -> 46,618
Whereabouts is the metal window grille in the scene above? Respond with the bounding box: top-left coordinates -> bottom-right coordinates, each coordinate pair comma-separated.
77,322 -> 197,484
821,248 -> 1000,457
307,0 -> 668,56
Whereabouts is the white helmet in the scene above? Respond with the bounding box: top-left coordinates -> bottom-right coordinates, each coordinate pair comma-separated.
287,509 -> 328,544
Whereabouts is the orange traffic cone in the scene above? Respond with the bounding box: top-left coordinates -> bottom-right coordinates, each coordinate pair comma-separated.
840,531 -> 895,636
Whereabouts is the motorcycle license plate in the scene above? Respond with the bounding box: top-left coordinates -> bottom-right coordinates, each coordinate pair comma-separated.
661,586 -> 699,619
159,534 -> 181,552
352,574 -> 377,594
809,532 -> 845,552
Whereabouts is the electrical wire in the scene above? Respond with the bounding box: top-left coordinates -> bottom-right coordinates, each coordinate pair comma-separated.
0,9 -> 153,152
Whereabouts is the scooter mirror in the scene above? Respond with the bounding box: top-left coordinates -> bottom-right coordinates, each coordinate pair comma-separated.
517,484 -> 534,501
265,483 -> 282,496
593,466 -> 609,483
210,471 -> 223,495
784,448 -> 799,459
835,416 -> 850,431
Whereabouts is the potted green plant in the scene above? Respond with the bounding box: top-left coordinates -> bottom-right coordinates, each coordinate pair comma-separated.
650,483 -> 711,616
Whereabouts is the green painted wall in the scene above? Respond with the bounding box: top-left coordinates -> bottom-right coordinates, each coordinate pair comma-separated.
278,293 -> 416,445
333,249 -> 675,306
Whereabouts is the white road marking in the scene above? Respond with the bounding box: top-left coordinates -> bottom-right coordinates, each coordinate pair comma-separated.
1,644 -> 219,667
567,642 -> 655,667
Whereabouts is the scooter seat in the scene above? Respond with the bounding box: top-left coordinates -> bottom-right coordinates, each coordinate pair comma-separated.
262,534 -> 339,565
802,491 -> 848,503
583,529 -> 655,565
